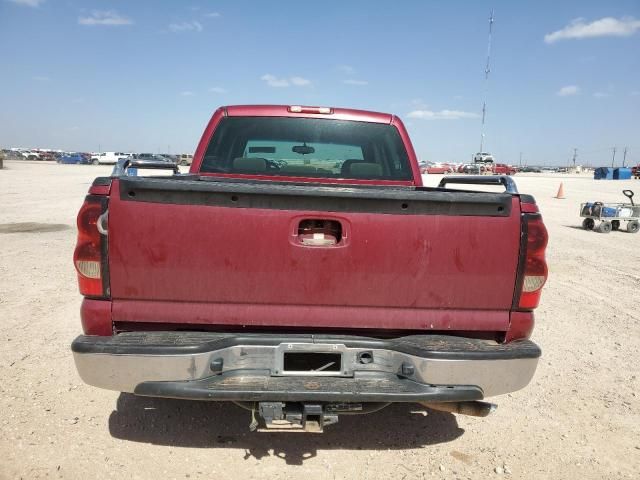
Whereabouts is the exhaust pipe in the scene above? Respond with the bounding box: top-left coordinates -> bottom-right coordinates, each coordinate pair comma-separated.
419,401 -> 497,417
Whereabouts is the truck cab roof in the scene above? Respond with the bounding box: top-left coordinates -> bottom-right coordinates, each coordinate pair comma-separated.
224,105 -> 394,124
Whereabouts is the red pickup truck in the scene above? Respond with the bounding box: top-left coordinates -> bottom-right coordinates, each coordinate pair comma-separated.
71,105 -> 548,431
493,163 -> 518,175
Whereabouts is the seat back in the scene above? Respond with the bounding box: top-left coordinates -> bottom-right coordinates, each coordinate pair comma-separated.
342,160 -> 383,178
233,157 -> 267,172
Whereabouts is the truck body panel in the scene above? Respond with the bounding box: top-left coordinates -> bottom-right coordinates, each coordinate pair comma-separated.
107,178 -> 521,333
71,105 -> 548,428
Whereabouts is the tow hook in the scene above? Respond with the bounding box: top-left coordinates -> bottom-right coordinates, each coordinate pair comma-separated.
252,402 -> 339,432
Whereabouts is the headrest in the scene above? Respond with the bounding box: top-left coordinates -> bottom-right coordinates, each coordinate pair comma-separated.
349,162 -> 383,177
281,164 -> 318,174
340,159 -> 365,176
233,157 -> 267,172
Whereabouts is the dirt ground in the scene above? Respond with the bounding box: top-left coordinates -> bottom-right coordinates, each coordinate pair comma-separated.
1,160 -> 638,479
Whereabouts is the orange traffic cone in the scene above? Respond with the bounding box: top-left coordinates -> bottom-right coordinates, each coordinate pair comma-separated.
555,182 -> 565,199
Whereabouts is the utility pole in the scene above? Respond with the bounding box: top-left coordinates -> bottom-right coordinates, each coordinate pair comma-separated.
479,10 -> 494,154
519,152 -> 523,167
622,147 -> 628,167
611,147 -> 617,168
572,148 -> 577,167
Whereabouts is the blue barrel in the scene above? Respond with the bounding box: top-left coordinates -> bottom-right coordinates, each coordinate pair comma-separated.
613,168 -> 632,180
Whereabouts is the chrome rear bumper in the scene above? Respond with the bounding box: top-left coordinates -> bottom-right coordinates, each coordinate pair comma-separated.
72,332 -> 540,400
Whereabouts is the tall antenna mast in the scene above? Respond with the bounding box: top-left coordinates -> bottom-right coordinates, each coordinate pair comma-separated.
479,10 -> 494,154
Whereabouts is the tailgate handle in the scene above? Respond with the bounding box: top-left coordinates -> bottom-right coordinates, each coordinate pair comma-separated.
297,219 -> 342,246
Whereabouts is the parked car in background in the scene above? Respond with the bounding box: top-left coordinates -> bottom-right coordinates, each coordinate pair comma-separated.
458,163 -> 492,175
161,154 -> 179,164
521,166 -> 542,173
421,163 -> 454,174
20,150 -> 40,160
58,152 -> 91,165
91,152 -> 132,165
473,152 -> 494,163
177,153 -> 193,166
4,149 -> 23,160
133,153 -> 156,160
132,153 -> 178,164
493,163 -> 517,175
37,151 -> 57,162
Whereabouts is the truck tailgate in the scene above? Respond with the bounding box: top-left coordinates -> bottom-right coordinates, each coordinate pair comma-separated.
107,177 -> 521,332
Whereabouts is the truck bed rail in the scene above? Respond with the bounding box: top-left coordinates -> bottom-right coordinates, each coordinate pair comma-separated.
438,175 -> 519,194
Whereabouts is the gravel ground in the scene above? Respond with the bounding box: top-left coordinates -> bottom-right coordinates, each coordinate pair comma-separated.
1,160 -> 639,479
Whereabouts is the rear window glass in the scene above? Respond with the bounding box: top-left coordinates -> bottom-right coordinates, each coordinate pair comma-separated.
201,117 -> 412,180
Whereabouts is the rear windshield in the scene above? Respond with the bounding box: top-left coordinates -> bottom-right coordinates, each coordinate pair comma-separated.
200,117 -> 412,180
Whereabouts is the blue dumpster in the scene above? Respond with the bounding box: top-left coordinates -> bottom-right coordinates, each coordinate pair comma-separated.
594,167 -> 613,180
613,168 -> 632,180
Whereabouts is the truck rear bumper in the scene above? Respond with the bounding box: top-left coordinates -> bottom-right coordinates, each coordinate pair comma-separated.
71,332 -> 540,401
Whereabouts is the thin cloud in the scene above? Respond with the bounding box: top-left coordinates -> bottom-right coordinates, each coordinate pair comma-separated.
557,85 -> 580,96
407,109 -> 479,120
8,0 -> 45,6
631,91 -> 640,96
337,65 -> 356,75
205,12 -> 221,18
593,92 -> 611,98
261,74 -> 289,87
261,74 -> 311,88
179,91 -> 195,96
290,76 -> 311,86
32,75 -> 50,81
209,87 -> 227,94
169,21 -> 203,33
78,11 -> 133,26
545,17 -> 640,43
343,79 -> 368,86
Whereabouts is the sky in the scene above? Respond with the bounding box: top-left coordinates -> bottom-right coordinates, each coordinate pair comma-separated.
1,0 -> 639,166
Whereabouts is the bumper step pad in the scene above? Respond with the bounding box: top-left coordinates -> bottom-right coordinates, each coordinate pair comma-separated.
134,371 -> 483,403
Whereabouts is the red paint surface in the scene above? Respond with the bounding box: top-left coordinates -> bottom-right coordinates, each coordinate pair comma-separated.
88,184 -> 110,196
80,298 -> 112,335
112,300 -> 509,332
107,181 -> 521,331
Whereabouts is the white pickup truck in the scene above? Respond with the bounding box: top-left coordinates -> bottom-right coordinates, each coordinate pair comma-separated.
91,152 -> 132,165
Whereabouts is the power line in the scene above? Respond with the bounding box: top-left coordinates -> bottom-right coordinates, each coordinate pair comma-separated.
611,147 -> 617,168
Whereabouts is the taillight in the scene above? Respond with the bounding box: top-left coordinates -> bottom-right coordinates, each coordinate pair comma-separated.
516,213 -> 548,310
73,196 -> 109,298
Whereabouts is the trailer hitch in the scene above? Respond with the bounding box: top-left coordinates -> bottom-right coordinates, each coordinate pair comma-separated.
253,402 -> 338,432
